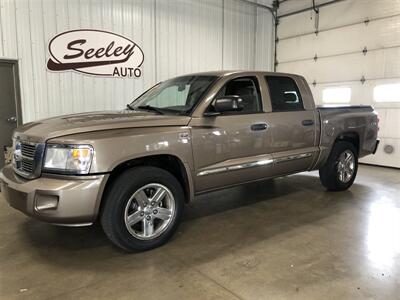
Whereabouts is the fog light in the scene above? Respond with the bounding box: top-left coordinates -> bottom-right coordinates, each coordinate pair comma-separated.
34,194 -> 59,211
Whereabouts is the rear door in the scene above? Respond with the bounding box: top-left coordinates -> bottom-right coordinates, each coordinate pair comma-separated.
263,75 -> 318,176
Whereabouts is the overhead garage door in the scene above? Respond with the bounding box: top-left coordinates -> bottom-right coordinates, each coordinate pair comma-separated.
277,0 -> 400,168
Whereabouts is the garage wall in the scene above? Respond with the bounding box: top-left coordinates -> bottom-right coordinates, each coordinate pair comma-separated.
0,0 -> 274,123
277,0 -> 400,168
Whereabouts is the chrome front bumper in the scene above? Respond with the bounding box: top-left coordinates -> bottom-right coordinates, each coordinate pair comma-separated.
0,164 -> 108,226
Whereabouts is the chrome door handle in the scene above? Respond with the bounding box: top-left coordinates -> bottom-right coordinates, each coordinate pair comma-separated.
7,116 -> 17,123
251,123 -> 269,131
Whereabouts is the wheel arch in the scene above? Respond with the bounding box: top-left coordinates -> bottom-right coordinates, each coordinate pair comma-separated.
313,131 -> 360,170
96,154 -> 194,220
334,131 -> 360,155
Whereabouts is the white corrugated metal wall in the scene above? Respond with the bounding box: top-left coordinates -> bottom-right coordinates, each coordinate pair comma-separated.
277,0 -> 400,168
0,0 -> 274,123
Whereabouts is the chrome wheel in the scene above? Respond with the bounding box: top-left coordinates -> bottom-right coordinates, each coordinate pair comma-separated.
336,150 -> 355,183
124,183 -> 175,240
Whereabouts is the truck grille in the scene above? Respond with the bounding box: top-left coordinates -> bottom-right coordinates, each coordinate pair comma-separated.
20,143 -> 36,158
13,140 -> 45,179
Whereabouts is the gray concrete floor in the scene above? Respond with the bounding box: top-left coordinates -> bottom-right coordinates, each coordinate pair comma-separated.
1,165 -> 400,300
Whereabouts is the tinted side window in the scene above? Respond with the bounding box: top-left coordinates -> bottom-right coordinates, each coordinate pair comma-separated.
214,77 -> 262,114
265,76 -> 304,111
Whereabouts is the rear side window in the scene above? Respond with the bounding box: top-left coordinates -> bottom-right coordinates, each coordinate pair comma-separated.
265,76 -> 304,112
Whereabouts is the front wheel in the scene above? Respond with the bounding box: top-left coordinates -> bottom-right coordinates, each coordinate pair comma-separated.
100,166 -> 184,252
319,141 -> 358,191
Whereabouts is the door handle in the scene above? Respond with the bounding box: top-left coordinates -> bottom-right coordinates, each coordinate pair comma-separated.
251,123 -> 269,131
7,116 -> 17,123
301,119 -> 314,126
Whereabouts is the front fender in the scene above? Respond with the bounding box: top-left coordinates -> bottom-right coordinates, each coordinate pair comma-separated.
48,126 -> 194,175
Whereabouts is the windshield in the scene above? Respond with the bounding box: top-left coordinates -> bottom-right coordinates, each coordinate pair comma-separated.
129,75 -> 218,115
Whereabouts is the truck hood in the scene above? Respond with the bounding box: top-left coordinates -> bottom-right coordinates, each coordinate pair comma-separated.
14,110 -> 191,143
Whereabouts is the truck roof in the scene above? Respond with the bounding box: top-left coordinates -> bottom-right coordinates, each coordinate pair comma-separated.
176,70 -> 300,78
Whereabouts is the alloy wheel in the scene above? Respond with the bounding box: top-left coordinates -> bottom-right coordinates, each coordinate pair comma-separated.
336,150 -> 355,183
124,183 -> 175,240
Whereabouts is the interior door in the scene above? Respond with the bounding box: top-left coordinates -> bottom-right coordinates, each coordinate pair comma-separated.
0,61 -> 21,169
263,75 -> 318,176
190,76 -> 274,192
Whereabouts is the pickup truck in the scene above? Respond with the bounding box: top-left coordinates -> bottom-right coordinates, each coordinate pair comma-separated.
0,71 -> 379,252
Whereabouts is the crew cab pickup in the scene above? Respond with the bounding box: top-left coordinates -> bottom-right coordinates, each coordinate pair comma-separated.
0,71 -> 379,251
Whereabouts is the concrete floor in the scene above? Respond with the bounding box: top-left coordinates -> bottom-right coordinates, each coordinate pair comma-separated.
0,165 -> 400,300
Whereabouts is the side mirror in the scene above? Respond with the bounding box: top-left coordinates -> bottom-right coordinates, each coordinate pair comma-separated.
205,96 -> 243,116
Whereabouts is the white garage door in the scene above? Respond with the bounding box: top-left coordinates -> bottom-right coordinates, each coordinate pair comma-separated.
277,0 -> 400,168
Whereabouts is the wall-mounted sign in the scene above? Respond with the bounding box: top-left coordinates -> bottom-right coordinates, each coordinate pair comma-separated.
47,29 -> 144,78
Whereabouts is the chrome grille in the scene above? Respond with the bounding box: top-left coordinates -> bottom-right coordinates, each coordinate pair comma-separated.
20,143 -> 36,158
21,159 -> 34,173
13,140 -> 45,179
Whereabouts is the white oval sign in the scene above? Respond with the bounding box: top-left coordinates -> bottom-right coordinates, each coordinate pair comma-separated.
47,29 -> 144,78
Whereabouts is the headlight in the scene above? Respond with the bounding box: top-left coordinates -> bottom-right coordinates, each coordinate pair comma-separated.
43,144 -> 93,174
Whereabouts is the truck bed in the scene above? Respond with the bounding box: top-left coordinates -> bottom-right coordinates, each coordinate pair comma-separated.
313,104 -> 378,169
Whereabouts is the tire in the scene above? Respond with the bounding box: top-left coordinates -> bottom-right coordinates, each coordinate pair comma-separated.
100,166 -> 184,252
319,141 -> 358,191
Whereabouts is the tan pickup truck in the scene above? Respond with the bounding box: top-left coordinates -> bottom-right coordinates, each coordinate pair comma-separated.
0,71 -> 379,251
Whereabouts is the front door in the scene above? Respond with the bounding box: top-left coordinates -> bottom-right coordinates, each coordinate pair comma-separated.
0,60 -> 21,169
190,76 -> 274,192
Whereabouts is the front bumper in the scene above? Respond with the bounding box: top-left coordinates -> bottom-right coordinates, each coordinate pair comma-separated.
0,164 -> 108,225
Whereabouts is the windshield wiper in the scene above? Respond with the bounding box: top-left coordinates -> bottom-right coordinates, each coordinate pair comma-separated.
137,105 -> 165,115
126,103 -> 135,110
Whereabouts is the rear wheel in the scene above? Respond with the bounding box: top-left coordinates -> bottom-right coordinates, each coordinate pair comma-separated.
319,141 -> 358,191
100,166 -> 184,252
